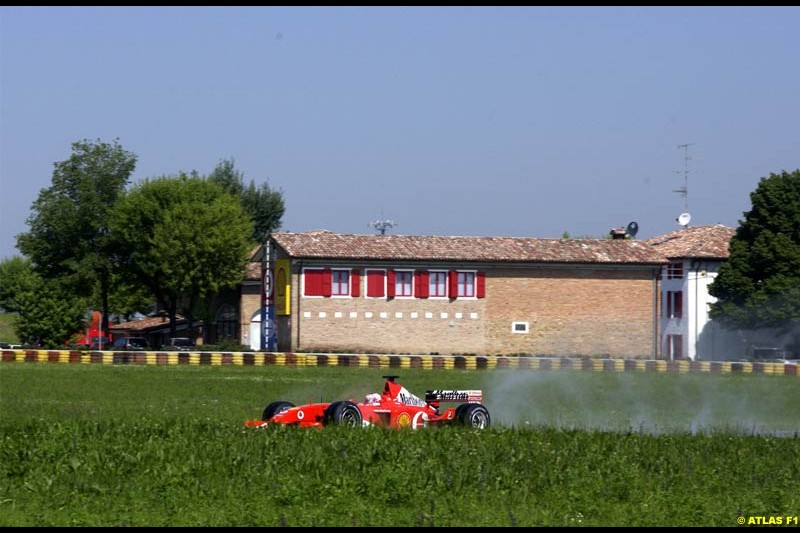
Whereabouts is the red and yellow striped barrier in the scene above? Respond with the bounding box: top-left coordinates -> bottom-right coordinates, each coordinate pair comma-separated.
1,349 -> 797,376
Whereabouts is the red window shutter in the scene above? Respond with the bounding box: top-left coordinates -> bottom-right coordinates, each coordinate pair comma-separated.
448,270 -> 458,297
367,270 -> 384,297
415,270 -> 429,298
675,291 -> 683,318
304,269 -> 323,296
322,268 -> 332,297
387,270 -> 396,298
476,271 -> 486,298
351,269 -> 360,297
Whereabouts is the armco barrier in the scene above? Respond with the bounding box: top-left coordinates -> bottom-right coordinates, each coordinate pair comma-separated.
1,349 -> 797,376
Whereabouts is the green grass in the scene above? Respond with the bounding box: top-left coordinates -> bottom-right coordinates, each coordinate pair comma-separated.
1,363 -> 798,526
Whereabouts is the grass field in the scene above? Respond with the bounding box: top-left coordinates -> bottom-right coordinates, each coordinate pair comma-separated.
1,363 -> 798,526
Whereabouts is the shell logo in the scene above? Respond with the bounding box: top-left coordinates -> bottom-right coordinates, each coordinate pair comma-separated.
397,412 -> 411,428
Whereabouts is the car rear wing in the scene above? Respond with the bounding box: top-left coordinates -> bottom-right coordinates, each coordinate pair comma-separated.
424,390 -> 483,403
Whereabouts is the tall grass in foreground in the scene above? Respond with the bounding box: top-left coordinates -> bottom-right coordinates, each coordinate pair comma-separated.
1,363 -> 798,526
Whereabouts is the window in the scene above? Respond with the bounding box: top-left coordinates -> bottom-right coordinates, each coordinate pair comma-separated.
429,271 -> 447,297
215,304 -> 238,342
394,270 -> 413,297
332,269 -> 349,296
458,271 -> 475,297
512,322 -> 529,334
304,268 -> 352,297
447,270 -> 486,299
667,261 -> 684,280
366,269 -> 385,298
665,290 -> 683,318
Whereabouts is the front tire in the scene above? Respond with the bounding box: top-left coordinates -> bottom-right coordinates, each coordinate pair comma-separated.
262,401 -> 294,421
323,401 -> 363,428
457,403 -> 491,429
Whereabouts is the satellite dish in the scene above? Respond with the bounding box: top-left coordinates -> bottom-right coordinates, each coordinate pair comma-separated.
677,212 -> 692,227
626,221 -> 639,238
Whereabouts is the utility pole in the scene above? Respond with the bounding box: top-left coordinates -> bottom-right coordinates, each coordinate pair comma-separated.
674,143 -> 694,212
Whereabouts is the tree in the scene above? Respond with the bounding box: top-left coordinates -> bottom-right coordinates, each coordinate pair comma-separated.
16,139 -> 137,339
110,174 -> 254,338
708,169 -> 800,332
208,158 -> 285,242
0,256 -> 38,315
105,274 -> 156,322
0,256 -> 86,347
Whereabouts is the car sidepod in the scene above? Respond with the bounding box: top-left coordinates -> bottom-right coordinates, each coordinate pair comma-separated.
387,407 -> 430,429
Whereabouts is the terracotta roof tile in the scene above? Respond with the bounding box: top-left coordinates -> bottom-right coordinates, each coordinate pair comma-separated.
645,224 -> 735,259
271,230 -> 667,265
111,315 -> 185,331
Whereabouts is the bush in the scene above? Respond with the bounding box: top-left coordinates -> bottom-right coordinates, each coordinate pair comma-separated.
201,338 -> 251,352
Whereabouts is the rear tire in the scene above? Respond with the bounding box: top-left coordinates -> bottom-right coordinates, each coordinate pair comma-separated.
456,403 -> 491,429
262,401 -> 294,421
323,401 -> 363,428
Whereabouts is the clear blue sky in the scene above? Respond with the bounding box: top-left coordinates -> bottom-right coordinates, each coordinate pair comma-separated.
2,6 -> 798,260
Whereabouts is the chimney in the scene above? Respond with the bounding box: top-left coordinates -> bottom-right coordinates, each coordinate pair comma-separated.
609,227 -> 627,240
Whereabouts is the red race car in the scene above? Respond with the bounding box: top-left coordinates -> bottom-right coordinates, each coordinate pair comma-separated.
244,375 -> 491,430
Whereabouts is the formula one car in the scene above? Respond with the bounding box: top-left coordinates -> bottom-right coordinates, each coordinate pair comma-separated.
244,375 -> 491,430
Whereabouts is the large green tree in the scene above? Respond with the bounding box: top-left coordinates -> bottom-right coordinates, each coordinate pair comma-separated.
709,169 -> 800,333
16,139 -> 137,339
0,256 -> 32,314
0,256 -> 86,347
208,158 -> 285,242
105,274 -> 156,322
110,174 -> 254,338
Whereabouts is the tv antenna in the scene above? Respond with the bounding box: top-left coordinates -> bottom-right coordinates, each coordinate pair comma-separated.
673,143 -> 693,212
369,211 -> 397,235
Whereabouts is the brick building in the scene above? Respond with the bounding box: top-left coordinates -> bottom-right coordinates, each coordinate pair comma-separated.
244,230 -> 667,358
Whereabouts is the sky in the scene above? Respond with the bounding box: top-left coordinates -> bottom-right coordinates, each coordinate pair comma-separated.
1,6 -> 799,261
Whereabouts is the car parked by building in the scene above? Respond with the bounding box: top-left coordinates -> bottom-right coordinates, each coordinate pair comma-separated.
164,337 -> 196,351
0,341 -> 22,349
112,336 -> 150,351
